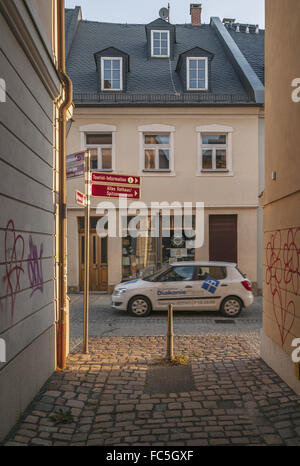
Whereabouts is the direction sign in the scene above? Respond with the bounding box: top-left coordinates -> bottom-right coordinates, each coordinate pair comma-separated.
67,163 -> 84,178
75,190 -> 87,206
92,184 -> 140,199
67,151 -> 85,179
91,172 -> 140,186
67,151 -> 85,164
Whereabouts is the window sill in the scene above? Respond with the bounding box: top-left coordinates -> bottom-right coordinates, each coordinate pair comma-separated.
141,170 -> 176,177
197,170 -> 233,177
101,89 -> 123,92
201,169 -> 229,173
92,169 -> 114,172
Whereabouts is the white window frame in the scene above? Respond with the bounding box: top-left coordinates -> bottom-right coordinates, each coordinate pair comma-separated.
151,30 -> 170,58
80,124 -> 117,172
187,57 -> 208,91
138,124 -> 175,176
196,125 -> 233,177
101,57 -> 123,91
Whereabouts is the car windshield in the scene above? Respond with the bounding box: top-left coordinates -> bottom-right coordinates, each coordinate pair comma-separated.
143,265 -> 172,282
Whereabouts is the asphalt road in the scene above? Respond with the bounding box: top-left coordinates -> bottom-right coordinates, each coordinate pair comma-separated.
69,294 -> 262,351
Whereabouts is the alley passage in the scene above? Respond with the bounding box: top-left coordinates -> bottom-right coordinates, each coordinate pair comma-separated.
5,334 -> 300,446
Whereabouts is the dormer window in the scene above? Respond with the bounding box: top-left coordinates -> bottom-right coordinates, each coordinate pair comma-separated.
101,57 -> 122,91
187,57 -> 208,91
176,47 -> 213,92
151,30 -> 170,57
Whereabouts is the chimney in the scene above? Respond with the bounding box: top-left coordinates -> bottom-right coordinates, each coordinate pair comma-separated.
190,3 -> 202,26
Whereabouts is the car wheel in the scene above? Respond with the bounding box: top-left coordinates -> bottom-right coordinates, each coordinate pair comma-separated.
220,296 -> 242,317
128,296 -> 152,317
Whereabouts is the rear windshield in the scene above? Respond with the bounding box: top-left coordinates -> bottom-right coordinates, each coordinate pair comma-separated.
235,266 -> 246,278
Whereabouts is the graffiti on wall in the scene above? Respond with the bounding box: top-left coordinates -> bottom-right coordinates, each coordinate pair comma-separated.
2,220 -> 25,320
265,228 -> 300,346
27,235 -> 44,296
1,220 -> 44,321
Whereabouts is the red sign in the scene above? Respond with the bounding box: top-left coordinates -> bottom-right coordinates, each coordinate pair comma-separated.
91,172 -> 140,186
92,184 -> 140,199
75,190 -> 87,206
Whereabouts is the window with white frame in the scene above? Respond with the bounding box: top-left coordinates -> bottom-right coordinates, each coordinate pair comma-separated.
201,134 -> 227,171
187,57 -> 208,91
151,30 -> 170,57
101,57 -> 122,91
85,133 -> 113,170
143,134 -> 170,171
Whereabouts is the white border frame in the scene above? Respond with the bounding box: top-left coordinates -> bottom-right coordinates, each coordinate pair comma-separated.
151,30 -> 170,58
80,124 -> 117,172
101,57 -> 123,91
196,124 -> 233,177
138,124 -> 175,176
187,57 -> 208,91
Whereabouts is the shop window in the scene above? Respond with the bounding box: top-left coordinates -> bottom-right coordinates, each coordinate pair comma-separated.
121,216 -> 158,280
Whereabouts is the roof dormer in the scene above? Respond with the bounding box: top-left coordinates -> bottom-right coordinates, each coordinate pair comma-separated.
145,18 -> 176,60
94,47 -> 129,92
176,47 -> 214,92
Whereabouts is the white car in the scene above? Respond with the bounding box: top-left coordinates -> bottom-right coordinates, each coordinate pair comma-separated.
112,261 -> 254,318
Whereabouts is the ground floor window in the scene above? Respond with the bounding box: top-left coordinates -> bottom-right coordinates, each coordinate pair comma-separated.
122,214 -> 195,280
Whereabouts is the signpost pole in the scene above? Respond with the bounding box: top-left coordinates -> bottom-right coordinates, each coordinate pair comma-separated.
83,150 -> 90,354
167,304 -> 174,361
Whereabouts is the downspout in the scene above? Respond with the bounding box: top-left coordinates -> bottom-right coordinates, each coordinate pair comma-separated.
57,0 -> 73,370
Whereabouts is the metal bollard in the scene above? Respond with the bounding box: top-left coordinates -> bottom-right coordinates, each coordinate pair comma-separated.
166,304 -> 174,361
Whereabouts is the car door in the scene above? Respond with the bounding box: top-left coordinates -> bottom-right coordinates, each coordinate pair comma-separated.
154,265 -> 197,310
194,265 -> 228,310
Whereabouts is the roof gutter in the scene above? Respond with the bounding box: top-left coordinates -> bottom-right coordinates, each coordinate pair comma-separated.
57,0 -> 73,371
210,17 -> 264,104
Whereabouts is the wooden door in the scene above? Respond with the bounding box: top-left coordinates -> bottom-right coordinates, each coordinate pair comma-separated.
79,232 -> 108,291
209,215 -> 237,263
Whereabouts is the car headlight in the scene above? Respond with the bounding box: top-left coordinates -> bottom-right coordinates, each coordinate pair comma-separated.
113,288 -> 128,297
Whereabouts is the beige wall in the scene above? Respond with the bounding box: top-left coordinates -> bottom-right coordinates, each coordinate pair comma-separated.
0,1 -> 61,440
67,107 -> 261,208
66,106 -> 261,290
261,0 -> 300,393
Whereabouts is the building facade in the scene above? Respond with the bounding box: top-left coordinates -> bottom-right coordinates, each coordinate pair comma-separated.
0,0 -> 70,440
65,5 -> 265,294
260,0 -> 300,394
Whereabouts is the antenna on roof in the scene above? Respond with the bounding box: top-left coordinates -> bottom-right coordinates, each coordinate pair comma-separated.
159,7 -> 169,22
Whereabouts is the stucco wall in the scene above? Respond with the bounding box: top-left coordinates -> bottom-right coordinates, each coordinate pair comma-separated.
0,6 -> 58,440
67,107 -> 261,209
261,0 -> 300,393
66,106 -> 261,290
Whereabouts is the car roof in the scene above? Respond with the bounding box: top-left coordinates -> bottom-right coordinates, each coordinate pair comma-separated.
171,261 -> 237,267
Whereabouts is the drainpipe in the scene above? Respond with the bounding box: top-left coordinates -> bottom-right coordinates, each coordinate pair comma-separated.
56,0 -> 73,370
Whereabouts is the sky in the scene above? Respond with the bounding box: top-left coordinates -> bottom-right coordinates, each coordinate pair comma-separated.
65,0 -> 265,28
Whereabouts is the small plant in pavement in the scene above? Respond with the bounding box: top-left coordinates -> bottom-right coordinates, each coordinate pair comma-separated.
49,409 -> 74,426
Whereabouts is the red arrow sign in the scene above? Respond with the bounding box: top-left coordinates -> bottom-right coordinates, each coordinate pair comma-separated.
91,172 -> 140,186
92,184 -> 140,199
75,190 -> 87,206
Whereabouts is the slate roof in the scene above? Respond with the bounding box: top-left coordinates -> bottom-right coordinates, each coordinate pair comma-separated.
66,9 -> 264,106
229,28 -> 265,85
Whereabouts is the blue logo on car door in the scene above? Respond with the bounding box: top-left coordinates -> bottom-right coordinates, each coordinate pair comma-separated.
202,276 -> 220,294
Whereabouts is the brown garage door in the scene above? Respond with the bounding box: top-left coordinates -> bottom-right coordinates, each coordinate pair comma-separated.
209,215 -> 237,263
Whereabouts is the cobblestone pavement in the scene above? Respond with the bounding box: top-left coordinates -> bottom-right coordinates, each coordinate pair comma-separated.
69,294 -> 263,351
5,335 -> 300,446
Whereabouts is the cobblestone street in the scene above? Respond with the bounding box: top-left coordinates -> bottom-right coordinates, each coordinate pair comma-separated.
4,333 -> 300,446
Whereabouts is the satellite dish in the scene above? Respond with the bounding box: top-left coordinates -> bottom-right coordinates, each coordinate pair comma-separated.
159,7 -> 169,20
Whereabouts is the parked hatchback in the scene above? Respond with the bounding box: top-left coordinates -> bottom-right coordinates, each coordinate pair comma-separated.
112,261 -> 253,317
